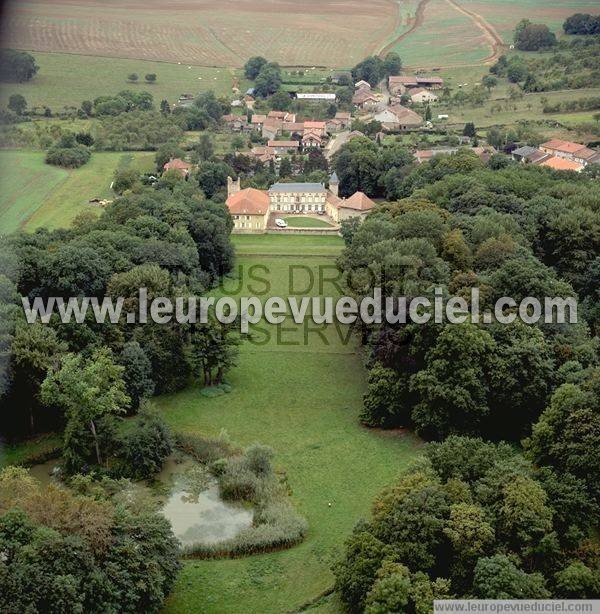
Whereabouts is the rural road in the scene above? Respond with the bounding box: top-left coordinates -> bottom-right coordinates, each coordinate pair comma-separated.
443,0 -> 505,65
378,0 -> 431,58
325,130 -> 351,160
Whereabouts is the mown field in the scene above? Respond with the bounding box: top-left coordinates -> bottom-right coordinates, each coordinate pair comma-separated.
0,52 -> 244,110
0,150 -> 154,233
156,234 -> 420,613
1,0 -> 399,68
392,0 -> 494,68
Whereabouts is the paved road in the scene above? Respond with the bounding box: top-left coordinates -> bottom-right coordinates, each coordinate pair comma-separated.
325,130 -> 351,159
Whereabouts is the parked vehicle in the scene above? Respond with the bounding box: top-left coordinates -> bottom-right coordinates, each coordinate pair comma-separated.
275,218 -> 288,228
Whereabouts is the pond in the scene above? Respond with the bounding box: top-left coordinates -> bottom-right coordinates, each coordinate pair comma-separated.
28,455 -> 253,547
156,456 -> 253,546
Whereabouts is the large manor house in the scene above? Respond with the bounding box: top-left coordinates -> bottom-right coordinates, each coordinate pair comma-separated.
226,175 -> 375,232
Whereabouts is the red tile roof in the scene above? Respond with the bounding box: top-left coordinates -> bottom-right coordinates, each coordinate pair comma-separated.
226,188 -> 270,215
163,158 -> 191,171
267,140 -> 299,148
340,192 -> 375,211
540,156 -> 583,172
541,139 -> 587,154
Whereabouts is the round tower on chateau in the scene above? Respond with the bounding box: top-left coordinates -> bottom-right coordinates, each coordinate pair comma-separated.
329,171 -> 339,197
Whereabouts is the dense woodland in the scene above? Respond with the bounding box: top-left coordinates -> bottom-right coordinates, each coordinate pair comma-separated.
334,147 -> 600,606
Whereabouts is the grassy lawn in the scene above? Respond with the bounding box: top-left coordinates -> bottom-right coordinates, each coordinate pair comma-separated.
0,52 -> 247,110
282,216 -> 334,228
0,150 -> 68,233
0,150 -> 154,233
157,234 -> 421,613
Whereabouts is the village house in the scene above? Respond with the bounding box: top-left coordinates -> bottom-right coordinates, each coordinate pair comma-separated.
222,114 -> 249,131
243,92 -> 255,110
268,110 -> 296,122
540,139 -> 600,165
352,89 -> 379,110
262,118 -> 284,140
163,158 -> 191,177
374,105 -> 422,131
334,111 -> 352,129
409,88 -> 438,104
250,114 -> 267,129
303,121 -> 327,137
248,146 -> 276,164
225,178 -> 270,232
512,140 -> 599,170
267,140 -> 300,155
302,131 -> 323,148
354,80 -> 371,90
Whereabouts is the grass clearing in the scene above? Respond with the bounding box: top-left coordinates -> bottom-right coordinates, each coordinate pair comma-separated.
156,234 -> 420,613
282,216 -> 334,228
0,150 -> 155,233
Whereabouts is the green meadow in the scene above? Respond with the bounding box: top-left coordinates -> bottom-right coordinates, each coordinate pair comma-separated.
156,235 -> 421,613
0,52 -> 248,110
0,150 -> 154,233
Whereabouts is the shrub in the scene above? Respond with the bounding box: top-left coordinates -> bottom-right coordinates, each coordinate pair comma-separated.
174,431 -> 237,463
45,144 -> 91,168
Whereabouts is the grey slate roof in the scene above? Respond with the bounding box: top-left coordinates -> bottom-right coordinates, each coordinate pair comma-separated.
269,182 -> 326,193
512,146 -> 538,157
329,171 -> 339,183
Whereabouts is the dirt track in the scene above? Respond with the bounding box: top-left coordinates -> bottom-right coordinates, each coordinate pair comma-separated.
443,0 -> 504,65
378,0 -> 431,58
379,0 -> 505,69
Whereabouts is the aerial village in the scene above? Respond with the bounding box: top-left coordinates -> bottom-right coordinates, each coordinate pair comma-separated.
170,70 -> 599,233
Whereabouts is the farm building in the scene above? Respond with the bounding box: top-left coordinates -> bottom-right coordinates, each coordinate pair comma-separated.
354,80 -> 371,90
296,92 -> 336,101
409,88 -> 438,104
388,75 -> 444,96
268,110 -> 296,122
374,105 -> 422,131
512,146 -> 550,165
352,89 -> 379,109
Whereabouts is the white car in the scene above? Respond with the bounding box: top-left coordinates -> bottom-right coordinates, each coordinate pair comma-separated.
275,218 -> 288,228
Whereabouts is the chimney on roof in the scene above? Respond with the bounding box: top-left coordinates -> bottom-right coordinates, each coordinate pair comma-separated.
227,176 -> 241,198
